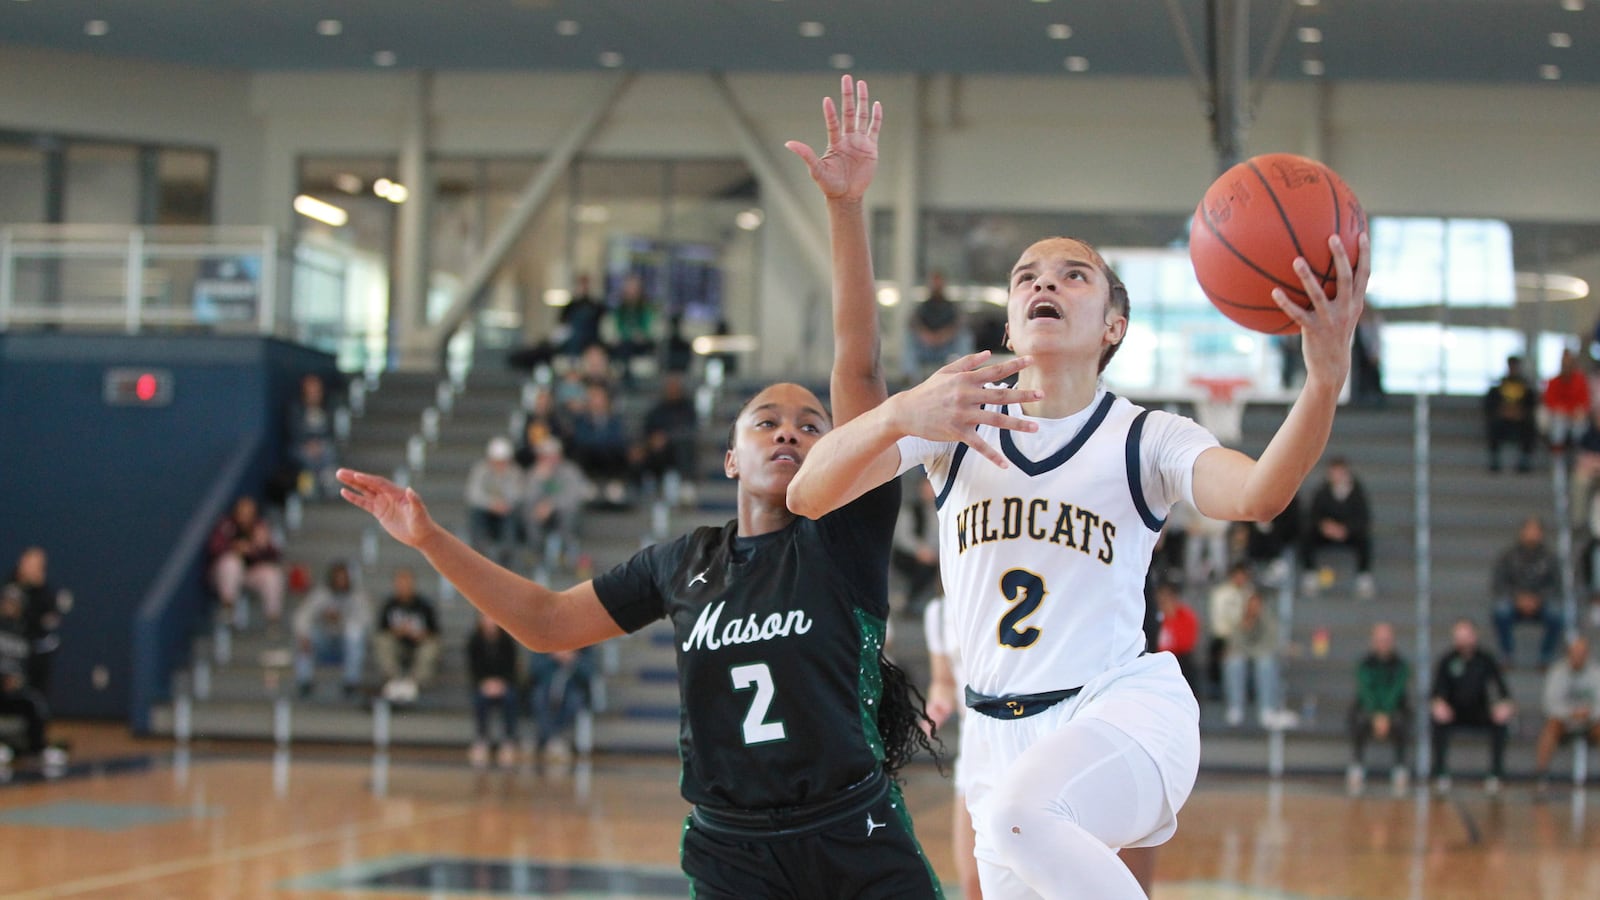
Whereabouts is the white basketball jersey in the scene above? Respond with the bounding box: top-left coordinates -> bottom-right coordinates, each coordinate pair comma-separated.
899,390 -> 1217,696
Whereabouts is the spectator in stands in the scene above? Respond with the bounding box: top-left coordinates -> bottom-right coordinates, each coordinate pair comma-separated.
639,372 -> 701,505
1543,348 -> 1592,454
1490,516 -> 1564,667
466,437 -> 524,566
1347,621 -> 1411,793
661,314 -> 695,375
527,646 -> 595,763
569,383 -> 638,506
559,274 -> 607,363
293,561 -> 371,701
467,611 -> 522,768
555,344 -> 614,416
287,373 -> 340,498
523,438 -> 590,573
1223,590 -> 1287,728
206,496 -> 286,630
514,388 -> 572,469
4,547 -> 68,699
611,274 -> 656,383
1206,562 -> 1252,702
902,270 -> 968,382
374,568 -> 440,704
1534,634 -> 1600,792
0,587 -> 65,768
1485,355 -> 1538,473
891,475 -> 941,615
1156,580 -> 1201,698
1300,457 -> 1375,599
1430,618 -> 1514,793
1239,493 -> 1301,587
1350,305 -> 1385,407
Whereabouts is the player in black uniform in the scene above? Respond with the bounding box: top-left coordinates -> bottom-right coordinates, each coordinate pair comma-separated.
338,76 -> 942,899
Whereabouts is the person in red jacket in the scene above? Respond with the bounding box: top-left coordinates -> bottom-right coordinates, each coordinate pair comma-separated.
1157,580 -> 1202,699
1544,348 -> 1592,453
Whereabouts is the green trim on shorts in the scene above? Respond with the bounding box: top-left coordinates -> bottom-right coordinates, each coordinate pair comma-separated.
889,781 -> 946,899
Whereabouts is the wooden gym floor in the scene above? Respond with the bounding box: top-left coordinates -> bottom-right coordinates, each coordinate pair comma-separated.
1,723 -> 1597,899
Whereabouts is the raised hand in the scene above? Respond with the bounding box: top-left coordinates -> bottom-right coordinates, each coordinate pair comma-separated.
785,74 -> 882,203
889,351 -> 1045,469
337,468 -> 442,549
1274,232 -> 1370,390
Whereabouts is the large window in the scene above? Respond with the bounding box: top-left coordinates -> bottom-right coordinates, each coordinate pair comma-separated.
0,130 -> 213,228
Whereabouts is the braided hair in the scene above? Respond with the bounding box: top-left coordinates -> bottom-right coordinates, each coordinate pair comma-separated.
876,651 -> 943,779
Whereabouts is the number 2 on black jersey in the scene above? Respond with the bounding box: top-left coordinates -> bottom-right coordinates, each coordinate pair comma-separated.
730,662 -> 787,745
997,568 -> 1046,649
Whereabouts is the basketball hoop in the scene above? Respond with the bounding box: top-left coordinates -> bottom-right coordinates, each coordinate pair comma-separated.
1188,376 -> 1252,446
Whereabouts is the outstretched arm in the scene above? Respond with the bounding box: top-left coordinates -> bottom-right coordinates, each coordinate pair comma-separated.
788,352 -> 1041,519
786,74 -> 884,426
1191,233 -> 1371,522
337,469 -> 622,652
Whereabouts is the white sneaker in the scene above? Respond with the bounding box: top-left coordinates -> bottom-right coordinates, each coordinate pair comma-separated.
1346,764 -> 1366,794
495,742 -> 517,768
544,738 -> 573,763
0,744 -> 13,766
1433,775 -> 1453,794
1391,766 -> 1410,794
41,746 -> 68,769
1300,572 -> 1321,596
1356,573 -> 1376,599
1484,776 -> 1502,795
1225,707 -> 1245,727
1263,558 -> 1291,587
468,741 -> 489,768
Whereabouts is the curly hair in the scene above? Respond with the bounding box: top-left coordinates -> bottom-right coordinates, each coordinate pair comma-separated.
876,651 -> 944,779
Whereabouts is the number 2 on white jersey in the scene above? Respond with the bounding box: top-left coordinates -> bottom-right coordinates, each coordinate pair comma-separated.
997,568 -> 1047,649
730,662 -> 787,745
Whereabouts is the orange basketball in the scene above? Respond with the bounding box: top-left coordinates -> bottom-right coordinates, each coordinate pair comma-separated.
1189,153 -> 1364,334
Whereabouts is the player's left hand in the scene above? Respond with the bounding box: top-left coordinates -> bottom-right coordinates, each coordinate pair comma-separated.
784,74 -> 882,203
1274,232 -> 1369,391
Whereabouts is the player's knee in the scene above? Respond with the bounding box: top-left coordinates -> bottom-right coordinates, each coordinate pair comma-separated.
989,779 -> 1078,860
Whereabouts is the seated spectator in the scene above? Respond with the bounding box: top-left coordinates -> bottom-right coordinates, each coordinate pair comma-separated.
1534,635 -> 1600,791
287,373 -> 340,498
374,568 -> 440,704
1485,355 -> 1537,473
1490,516 -> 1564,667
1223,590 -> 1287,728
0,588 -> 65,768
1299,457 -> 1374,598
1240,492 -> 1300,587
569,383 -> 638,505
639,372 -> 700,504
558,273 -> 607,363
610,273 -> 656,383
1156,580 -> 1201,698
293,561 -> 371,701
1430,618 -> 1514,793
1347,622 -> 1411,793
513,388 -> 571,469
901,270 -> 969,382
466,437 -> 525,566
891,476 -> 941,615
527,647 -> 595,763
554,344 -> 615,416
5,546 -> 68,699
1543,348 -> 1591,453
1206,562 -> 1252,703
206,496 -> 286,630
523,438 -> 590,573
467,612 -> 522,769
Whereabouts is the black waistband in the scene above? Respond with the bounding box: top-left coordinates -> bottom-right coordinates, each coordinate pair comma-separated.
965,685 -> 1082,720
691,767 -> 887,840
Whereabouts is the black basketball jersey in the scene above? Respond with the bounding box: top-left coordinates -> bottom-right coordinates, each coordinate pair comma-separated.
595,480 -> 901,811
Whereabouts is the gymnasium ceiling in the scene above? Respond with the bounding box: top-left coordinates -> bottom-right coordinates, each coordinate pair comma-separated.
2,0 -> 1596,85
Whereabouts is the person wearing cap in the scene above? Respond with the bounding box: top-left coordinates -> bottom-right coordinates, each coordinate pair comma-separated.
467,436 -> 525,566
523,437 -> 590,574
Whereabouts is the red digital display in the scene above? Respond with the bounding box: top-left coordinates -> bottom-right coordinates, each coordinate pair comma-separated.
135,373 -> 159,402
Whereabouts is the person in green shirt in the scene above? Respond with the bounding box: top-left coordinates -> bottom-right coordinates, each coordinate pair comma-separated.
1347,621 -> 1411,793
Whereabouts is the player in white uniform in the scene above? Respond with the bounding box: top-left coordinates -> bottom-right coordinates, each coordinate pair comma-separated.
789,164 -> 1369,900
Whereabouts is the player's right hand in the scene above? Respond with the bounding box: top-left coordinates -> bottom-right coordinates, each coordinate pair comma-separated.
924,682 -> 956,733
784,74 -> 882,203
337,468 -> 441,550
889,351 -> 1044,470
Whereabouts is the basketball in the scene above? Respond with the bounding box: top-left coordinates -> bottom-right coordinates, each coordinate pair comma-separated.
1188,153 -> 1365,334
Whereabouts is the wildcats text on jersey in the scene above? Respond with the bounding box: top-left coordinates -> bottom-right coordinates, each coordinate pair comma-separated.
953,496 -> 1117,564
681,600 -> 815,653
